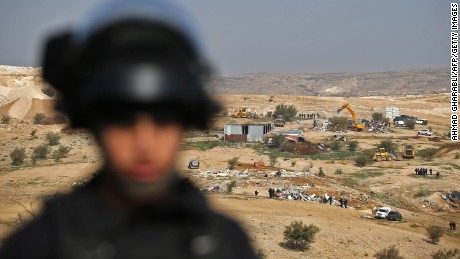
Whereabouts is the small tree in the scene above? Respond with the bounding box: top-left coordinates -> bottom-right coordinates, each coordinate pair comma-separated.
372,112 -> 385,122
291,161 -> 297,167
431,248 -> 460,259
227,156 -> 239,170
318,167 -> 325,177
426,226 -> 444,244
378,139 -> 397,153
282,221 -> 320,251
226,180 -> 237,194
272,134 -> 286,148
335,169 -> 344,175
348,141 -> 358,152
273,104 -> 298,122
355,153 -> 368,167
33,113 -> 46,124
32,144 -> 49,164
53,145 -> 72,161
10,148 -> 26,166
45,132 -> 61,146
374,245 -> 404,259
268,153 -> 278,167
1,115 -> 12,124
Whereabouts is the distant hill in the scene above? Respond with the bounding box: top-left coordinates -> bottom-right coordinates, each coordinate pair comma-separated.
209,68 -> 449,97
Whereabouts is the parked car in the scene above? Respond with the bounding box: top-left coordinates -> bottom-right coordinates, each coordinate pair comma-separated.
417,129 -> 432,136
387,211 -> 403,221
375,207 -> 392,219
188,159 -> 200,169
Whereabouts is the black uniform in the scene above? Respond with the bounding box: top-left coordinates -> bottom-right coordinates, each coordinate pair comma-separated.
0,173 -> 256,259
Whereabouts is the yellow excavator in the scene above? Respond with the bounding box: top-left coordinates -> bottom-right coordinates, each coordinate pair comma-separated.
232,107 -> 249,118
337,103 -> 365,131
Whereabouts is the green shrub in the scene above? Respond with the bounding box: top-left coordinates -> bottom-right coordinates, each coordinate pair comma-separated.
330,141 -> 342,151
10,148 -> 26,166
291,161 -> 297,167
1,115 -> 12,124
431,248 -> 460,259
426,226 -> 444,244
33,113 -> 46,124
271,134 -> 286,148
335,169 -> 344,175
226,180 -> 237,194
268,153 -> 278,167
273,104 -> 298,122
32,144 -> 49,164
373,245 -> 404,259
227,156 -> 239,170
53,145 -> 72,161
355,154 -> 368,167
282,221 -> 320,251
318,167 -> 325,177
348,141 -> 358,152
378,139 -> 397,153
45,132 -> 61,146
30,129 -> 37,137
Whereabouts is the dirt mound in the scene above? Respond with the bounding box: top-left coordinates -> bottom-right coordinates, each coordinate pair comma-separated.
436,143 -> 460,156
292,141 -> 323,155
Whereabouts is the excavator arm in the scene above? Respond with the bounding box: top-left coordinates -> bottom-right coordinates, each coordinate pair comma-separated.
337,103 -> 357,123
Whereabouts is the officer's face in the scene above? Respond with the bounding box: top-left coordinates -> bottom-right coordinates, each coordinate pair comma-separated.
99,114 -> 184,184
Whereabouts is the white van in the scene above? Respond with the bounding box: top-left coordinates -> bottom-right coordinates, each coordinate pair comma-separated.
375,207 -> 392,219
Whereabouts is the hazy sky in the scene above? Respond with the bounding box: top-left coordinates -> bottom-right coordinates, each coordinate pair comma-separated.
0,0 -> 450,76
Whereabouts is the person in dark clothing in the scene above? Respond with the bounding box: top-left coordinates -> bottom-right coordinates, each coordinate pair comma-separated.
0,1 -> 256,258
453,221 -> 457,231
255,190 -> 259,196
450,221 -> 454,230
344,199 -> 348,208
339,198 -> 344,208
415,168 -> 418,175
328,196 -> 333,205
436,172 -> 440,179
429,168 -> 432,175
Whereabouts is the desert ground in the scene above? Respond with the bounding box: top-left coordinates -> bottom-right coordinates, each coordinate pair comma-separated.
0,66 -> 459,258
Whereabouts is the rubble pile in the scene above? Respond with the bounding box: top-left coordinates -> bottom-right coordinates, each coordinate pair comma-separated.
195,169 -> 316,179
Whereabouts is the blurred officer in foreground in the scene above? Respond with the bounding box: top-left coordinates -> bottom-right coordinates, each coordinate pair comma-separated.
0,0 -> 256,258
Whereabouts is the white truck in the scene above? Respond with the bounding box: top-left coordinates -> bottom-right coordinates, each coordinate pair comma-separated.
375,207 -> 392,219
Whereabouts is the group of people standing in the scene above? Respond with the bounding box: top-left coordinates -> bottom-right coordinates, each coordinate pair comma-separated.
415,167 -> 440,179
326,196 -> 348,208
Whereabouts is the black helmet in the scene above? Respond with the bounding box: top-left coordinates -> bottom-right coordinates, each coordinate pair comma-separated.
42,0 -> 220,129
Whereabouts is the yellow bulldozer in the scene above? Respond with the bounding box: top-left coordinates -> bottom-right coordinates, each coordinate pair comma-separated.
402,145 -> 415,159
232,107 -> 250,118
373,148 -> 393,161
337,103 -> 365,131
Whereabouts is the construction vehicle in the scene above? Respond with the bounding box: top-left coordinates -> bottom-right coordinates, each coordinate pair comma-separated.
274,115 -> 285,127
402,145 -> 415,159
373,148 -> 393,161
337,103 -> 365,131
232,107 -> 250,118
